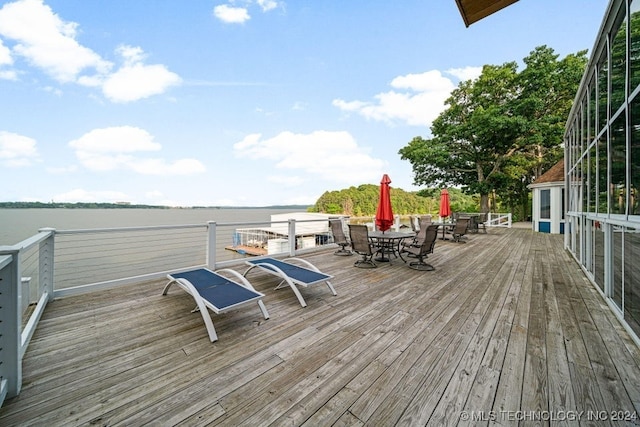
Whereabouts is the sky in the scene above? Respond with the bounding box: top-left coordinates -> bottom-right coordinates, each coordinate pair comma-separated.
0,0 -> 609,207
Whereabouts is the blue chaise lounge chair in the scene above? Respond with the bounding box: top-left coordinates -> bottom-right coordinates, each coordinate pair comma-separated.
163,268 -> 269,342
243,257 -> 336,307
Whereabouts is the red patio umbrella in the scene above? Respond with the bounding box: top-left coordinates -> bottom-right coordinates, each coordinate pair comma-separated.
439,188 -> 452,220
375,174 -> 394,232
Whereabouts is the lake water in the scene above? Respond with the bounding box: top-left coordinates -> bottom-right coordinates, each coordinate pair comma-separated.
0,208 -> 301,245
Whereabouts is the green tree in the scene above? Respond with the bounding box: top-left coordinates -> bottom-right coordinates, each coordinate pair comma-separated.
399,45 -> 587,217
399,62 -> 524,213
310,185 -> 434,216
516,47 -> 587,147
508,46 -> 588,213
310,185 -> 479,217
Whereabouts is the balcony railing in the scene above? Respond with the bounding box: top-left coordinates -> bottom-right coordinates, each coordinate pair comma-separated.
0,217 -> 341,406
487,212 -> 512,228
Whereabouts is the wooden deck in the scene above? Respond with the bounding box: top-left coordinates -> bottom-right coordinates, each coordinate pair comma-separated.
1,228 -> 640,426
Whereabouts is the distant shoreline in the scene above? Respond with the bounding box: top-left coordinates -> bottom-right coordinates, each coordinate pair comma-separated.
0,202 -> 312,210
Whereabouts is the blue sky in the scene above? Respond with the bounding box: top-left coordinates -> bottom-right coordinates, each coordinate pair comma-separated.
0,0 -> 608,207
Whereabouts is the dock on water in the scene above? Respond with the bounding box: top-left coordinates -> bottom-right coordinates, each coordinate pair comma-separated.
224,244 -> 267,256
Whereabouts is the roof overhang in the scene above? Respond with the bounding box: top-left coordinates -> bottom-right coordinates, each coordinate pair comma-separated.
455,0 -> 519,27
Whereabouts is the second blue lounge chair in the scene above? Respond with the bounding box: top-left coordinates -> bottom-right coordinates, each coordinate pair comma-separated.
243,257 -> 336,307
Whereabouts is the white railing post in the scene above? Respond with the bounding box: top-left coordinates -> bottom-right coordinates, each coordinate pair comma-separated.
288,219 -> 296,256
207,221 -> 216,269
19,230 -> 55,358
38,228 -> 55,301
0,250 -> 22,403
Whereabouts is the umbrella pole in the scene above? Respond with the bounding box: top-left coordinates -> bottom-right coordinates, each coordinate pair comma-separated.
441,219 -> 450,240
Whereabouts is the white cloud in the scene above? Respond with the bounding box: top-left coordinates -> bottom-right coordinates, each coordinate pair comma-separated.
390,71 -> 451,92
69,126 -> 205,175
102,62 -> 182,103
0,39 -> 16,77
0,39 -> 12,65
0,1 -> 180,102
69,126 -> 161,153
333,69 -> 483,128
117,45 -> 145,65
0,69 -> 17,80
447,66 -> 483,81
0,0 -> 111,83
257,0 -> 279,12
213,1 -> 281,24
0,130 -> 39,166
214,5 -> 250,24
331,99 -> 367,112
101,45 -> 182,103
233,130 -> 385,184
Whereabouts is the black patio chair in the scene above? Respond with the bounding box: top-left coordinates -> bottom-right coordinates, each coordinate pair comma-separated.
348,224 -> 379,268
329,219 -> 352,256
400,217 -> 432,254
419,214 -> 432,225
452,217 -> 470,243
399,224 -> 439,270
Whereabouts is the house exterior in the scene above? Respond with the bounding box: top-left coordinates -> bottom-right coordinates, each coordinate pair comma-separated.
528,160 -> 565,234
563,0 -> 640,344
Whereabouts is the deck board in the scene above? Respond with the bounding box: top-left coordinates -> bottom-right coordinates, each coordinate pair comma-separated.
1,227 -> 640,426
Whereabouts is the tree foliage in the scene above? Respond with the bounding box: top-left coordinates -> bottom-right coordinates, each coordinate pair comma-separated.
398,45 -> 588,216
309,185 -> 478,217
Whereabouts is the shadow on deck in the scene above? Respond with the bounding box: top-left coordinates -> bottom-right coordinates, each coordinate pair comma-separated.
1,228 -> 639,426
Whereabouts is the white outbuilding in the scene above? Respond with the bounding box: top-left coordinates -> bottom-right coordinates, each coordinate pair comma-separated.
528,160 -> 565,234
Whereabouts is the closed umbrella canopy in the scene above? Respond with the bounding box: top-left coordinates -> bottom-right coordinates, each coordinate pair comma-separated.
439,188 -> 452,220
375,174 -> 394,232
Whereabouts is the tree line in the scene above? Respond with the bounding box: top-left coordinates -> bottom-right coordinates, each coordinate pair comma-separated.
308,185 -> 481,218
0,202 -> 169,209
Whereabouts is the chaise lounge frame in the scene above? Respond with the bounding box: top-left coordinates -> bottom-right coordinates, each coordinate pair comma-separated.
243,257 -> 336,307
163,268 -> 269,342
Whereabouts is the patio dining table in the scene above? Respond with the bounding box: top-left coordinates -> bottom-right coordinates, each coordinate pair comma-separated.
368,230 -> 415,263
